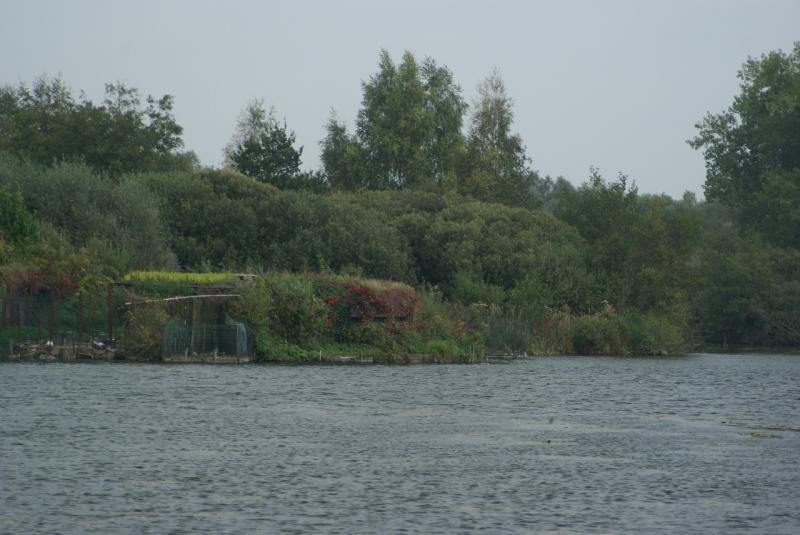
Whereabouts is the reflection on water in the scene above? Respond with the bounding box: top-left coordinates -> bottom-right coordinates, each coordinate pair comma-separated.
1,354 -> 799,534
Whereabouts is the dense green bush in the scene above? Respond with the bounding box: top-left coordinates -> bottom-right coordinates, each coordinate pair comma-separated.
0,156 -> 175,276
623,313 -> 684,354
449,272 -> 506,306
121,305 -> 169,359
267,273 -> 326,344
693,222 -> 800,348
568,306 -> 684,356
229,277 -> 271,332
136,170 -> 267,269
0,186 -> 37,247
411,292 -> 484,357
254,330 -> 313,362
232,272 -> 325,345
425,339 -> 464,362
140,170 -> 415,278
571,307 -> 626,356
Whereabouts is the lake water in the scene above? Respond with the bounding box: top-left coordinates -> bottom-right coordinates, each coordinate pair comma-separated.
1,353 -> 799,534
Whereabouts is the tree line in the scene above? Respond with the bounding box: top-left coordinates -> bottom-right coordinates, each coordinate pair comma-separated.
1,44 -> 799,352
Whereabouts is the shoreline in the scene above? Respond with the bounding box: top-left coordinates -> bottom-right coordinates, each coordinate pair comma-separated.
6,350 -> 800,365
1,351 -> 520,365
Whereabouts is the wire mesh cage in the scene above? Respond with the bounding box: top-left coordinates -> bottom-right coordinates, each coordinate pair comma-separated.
163,320 -> 252,357
1,286 -> 124,357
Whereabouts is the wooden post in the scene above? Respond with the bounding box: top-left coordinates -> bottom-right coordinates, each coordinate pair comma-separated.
190,298 -> 199,353
1,290 -> 8,327
78,291 -> 84,343
54,297 -> 60,343
88,296 -> 93,357
106,283 -> 113,342
128,295 -> 135,356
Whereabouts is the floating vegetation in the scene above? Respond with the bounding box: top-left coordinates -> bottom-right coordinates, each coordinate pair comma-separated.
722,420 -> 800,434
750,423 -> 800,433
748,432 -> 780,439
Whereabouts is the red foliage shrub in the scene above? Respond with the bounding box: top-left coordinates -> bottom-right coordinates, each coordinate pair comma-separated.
0,252 -> 84,297
319,279 -> 422,337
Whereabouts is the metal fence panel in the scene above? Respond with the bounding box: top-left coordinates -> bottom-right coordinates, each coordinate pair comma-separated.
163,321 -> 252,357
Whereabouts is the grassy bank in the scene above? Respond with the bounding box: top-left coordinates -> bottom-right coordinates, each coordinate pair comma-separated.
117,271 -> 484,363
113,271 -> 684,362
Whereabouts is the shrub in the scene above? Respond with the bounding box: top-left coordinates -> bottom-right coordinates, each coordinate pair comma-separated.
571,305 -> 626,355
0,158 -> 177,272
484,305 -> 535,354
623,312 -> 684,354
254,330 -> 312,362
121,305 -> 169,359
529,306 -> 574,355
230,277 -> 271,331
346,322 -> 391,347
267,273 -> 326,344
315,275 -> 421,344
412,292 -> 484,359
0,186 -> 37,246
399,330 -> 426,354
449,272 -> 506,305
425,339 -> 463,362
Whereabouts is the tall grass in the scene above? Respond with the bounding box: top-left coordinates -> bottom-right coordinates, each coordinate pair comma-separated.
312,272 -> 415,293
123,271 -> 240,284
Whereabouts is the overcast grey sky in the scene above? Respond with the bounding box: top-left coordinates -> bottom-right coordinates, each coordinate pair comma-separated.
1,0 -> 798,197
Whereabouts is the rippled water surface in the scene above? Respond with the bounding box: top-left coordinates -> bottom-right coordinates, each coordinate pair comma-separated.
1,354 -> 799,534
